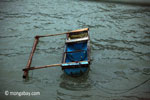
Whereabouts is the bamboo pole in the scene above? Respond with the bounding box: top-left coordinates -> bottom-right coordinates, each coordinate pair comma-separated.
23,61 -> 89,71
23,63 -> 61,71
23,37 -> 39,79
22,28 -> 89,79
35,28 -> 89,38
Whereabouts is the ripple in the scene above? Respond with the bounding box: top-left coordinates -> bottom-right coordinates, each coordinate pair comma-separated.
0,0 -> 150,99
109,14 -> 141,20
114,71 -> 129,80
92,39 -> 134,51
121,8 -> 150,15
142,68 -> 150,75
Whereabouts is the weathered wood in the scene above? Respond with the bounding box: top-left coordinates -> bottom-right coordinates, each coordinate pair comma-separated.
70,28 -> 89,33
23,63 -> 61,71
35,28 -> 89,38
23,61 -> 89,71
66,37 -> 89,43
36,32 -> 68,38
23,37 -> 39,79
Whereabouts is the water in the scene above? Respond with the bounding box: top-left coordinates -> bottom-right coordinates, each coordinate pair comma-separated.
0,0 -> 150,100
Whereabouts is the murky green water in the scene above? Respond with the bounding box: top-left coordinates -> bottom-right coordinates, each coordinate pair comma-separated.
0,0 -> 150,100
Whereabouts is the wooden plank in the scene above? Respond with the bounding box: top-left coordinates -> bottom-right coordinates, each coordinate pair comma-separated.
66,37 -> 89,43
70,28 -> 89,33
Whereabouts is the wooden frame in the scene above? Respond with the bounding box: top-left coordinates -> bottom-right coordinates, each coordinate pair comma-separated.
22,28 -> 89,79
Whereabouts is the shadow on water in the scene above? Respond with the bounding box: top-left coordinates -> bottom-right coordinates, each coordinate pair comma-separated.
80,0 -> 150,7
59,72 -> 91,91
56,72 -> 92,100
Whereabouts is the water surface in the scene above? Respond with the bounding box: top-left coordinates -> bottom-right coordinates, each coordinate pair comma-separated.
0,0 -> 150,100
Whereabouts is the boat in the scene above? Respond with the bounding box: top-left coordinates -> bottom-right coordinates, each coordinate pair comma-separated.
61,28 -> 90,76
22,28 -> 90,78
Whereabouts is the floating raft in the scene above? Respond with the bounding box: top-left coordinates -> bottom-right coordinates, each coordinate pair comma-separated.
62,28 -> 90,76
22,28 -> 90,79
